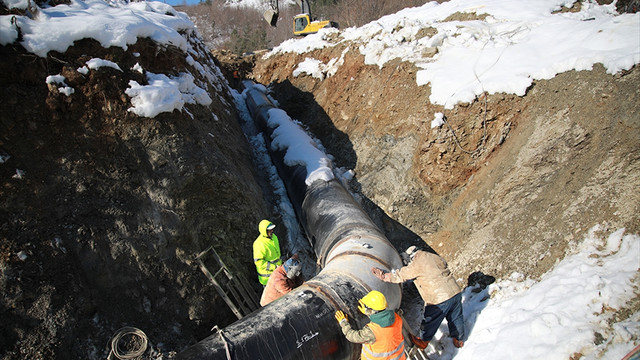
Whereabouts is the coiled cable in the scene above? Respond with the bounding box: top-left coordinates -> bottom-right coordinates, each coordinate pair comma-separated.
108,326 -> 148,360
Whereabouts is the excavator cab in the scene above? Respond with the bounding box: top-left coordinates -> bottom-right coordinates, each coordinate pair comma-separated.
293,14 -> 337,36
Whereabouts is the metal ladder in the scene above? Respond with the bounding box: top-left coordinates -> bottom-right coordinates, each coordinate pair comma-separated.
195,245 -> 260,320
405,347 -> 429,360
401,313 -> 430,360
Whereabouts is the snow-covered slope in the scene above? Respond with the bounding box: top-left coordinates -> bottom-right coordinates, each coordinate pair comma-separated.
267,0 -> 639,109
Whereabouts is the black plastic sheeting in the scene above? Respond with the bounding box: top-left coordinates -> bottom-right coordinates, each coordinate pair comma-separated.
176,82 -> 404,360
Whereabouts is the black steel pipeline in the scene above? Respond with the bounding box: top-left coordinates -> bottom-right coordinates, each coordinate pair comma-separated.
176,81 -> 404,360
242,81 -> 309,220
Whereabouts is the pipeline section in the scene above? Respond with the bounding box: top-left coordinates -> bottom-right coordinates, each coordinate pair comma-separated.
176,82 -> 405,360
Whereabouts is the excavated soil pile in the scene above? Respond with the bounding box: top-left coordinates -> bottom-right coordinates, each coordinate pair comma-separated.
212,29 -> 640,320
0,30 -> 278,360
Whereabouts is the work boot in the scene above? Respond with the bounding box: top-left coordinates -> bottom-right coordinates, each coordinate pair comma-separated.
409,333 -> 429,350
453,338 -> 464,348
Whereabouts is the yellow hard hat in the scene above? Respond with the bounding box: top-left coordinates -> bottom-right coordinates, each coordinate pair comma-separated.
358,290 -> 387,314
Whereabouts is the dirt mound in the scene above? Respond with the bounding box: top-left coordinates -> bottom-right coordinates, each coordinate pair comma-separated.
246,41 -> 640,283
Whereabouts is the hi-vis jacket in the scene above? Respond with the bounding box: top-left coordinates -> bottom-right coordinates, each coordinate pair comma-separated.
339,310 -> 406,360
362,313 -> 406,360
253,220 -> 282,285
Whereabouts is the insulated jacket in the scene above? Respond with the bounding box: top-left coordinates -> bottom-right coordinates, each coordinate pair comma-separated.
253,220 -> 282,285
339,310 -> 406,360
362,312 -> 406,360
259,265 -> 304,306
388,250 -> 460,305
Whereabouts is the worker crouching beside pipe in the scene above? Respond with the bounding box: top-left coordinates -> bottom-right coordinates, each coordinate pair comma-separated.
260,256 -> 304,306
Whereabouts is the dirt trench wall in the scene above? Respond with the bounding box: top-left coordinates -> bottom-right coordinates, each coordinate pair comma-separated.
250,46 -> 640,282
0,37 -> 270,358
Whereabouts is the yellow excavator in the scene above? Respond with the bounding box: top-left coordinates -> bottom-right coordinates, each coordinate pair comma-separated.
264,0 -> 339,36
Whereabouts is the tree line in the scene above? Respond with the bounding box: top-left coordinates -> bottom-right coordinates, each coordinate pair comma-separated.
178,0 -> 432,55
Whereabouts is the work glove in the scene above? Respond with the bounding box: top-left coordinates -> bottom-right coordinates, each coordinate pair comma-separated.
335,310 -> 348,325
371,267 -> 388,281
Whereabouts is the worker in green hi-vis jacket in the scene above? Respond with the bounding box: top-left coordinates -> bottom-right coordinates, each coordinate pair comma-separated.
253,219 -> 282,286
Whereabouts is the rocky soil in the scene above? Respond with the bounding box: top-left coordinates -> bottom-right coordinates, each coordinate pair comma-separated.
0,32 -> 280,360
241,35 -> 640,314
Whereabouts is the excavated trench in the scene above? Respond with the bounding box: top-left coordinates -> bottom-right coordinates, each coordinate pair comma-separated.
178,82 -> 406,359
1,5 -> 639,358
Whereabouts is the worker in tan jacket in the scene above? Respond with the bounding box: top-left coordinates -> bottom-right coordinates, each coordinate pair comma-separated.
372,246 -> 465,349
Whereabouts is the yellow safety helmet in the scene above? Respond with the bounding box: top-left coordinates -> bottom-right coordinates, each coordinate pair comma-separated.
358,290 -> 387,314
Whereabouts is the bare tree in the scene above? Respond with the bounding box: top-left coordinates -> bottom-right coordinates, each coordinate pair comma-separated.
328,0 -> 427,28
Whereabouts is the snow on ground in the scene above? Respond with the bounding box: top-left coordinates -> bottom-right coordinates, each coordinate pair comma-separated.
271,0 -> 640,109
85,58 -> 123,72
45,74 -> 75,96
125,72 -> 212,118
1,0 -> 227,118
1,0 -> 193,56
449,226 -> 640,360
